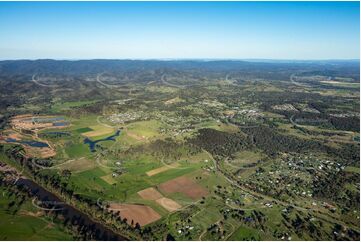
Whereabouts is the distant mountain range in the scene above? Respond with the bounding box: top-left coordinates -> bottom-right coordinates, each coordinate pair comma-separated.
0,59 -> 359,76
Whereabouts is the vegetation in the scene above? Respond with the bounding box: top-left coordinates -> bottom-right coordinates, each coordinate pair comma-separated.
0,59 -> 359,240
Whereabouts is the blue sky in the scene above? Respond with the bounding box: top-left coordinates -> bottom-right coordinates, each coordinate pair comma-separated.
0,1 -> 359,60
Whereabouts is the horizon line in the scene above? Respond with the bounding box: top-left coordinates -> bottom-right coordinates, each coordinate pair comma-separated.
0,58 -> 359,62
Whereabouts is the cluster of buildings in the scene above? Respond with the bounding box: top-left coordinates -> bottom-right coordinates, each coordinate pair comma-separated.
107,111 -> 147,124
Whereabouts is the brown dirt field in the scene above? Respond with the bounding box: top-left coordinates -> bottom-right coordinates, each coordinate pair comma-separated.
146,166 -> 170,176
155,197 -> 182,212
158,176 -> 208,200
108,203 -> 161,226
82,129 -> 113,137
137,187 -> 163,200
146,163 -> 180,176
25,147 -> 56,158
11,115 -> 68,131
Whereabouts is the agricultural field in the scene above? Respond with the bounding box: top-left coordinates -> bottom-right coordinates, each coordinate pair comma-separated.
0,59 -> 359,240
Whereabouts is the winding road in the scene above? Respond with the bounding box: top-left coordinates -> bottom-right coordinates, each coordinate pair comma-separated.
31,74 -> 59,88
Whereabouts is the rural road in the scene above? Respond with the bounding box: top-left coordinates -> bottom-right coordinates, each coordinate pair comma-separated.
161,74 -> 188,88
289,73 -> 309,87
32,74 -> 59,88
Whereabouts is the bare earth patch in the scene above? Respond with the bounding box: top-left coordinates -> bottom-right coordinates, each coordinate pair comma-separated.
158,176 -> 208,200
108,203 -> 161,226
25,146 -> 56,159
137,187 -> 163,200
146,163 -> 179,176
146,166 -> 170,176
82,125 -> 114,137
156,197 -> 182,212
126,131 -> 147,141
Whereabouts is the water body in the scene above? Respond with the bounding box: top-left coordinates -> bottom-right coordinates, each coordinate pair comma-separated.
42,131 -> 71,137
5,138 -> 49,148
24,117 -> 66,123
15,178 -> 126,240
84,130 -> 121,152
53,122 -> 70,127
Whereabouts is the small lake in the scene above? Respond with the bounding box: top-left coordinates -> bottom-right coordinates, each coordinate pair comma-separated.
5,138 -> 49,148
53,122 -> 70,127
42,131 -> 71,136
84,130 -> 121,152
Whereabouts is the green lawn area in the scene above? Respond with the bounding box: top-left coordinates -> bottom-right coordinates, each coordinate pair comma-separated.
75,127 -> 93,133
69,167 -> 112,198
65,142 -> 90,158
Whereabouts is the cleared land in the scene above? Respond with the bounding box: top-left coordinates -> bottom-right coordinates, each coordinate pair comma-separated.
57,158 -> 95,173
158,176 -> 208,200
81,125 -> 114,137
146,163 -> 180,176
155,197 -> 182,212
108,203 -> 161,226
100,174 -> 117,185
137,187 -> 163,200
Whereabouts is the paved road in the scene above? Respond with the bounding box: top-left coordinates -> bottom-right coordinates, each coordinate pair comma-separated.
32,74 -> 59,87
161,74 -> 187,88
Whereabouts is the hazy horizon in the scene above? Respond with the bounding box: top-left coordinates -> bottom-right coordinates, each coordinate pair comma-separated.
0,58 -> 359,62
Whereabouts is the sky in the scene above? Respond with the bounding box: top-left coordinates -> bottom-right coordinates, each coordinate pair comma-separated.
0,1 -> 359,60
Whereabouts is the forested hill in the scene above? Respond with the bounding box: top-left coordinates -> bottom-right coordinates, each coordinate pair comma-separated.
0,59 -> 359,78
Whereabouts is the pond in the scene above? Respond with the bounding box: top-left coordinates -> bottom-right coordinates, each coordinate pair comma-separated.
52,122 -> 70,127
42,131 -> 71,136
5,138 -> 49,148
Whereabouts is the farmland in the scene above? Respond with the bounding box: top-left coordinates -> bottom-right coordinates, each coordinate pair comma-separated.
0,59 -> 359,240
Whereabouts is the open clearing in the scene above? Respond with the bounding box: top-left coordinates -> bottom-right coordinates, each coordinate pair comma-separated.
57,157 -> 95,173
100,174 -> 117,185
158,176 -> 208,200
146,163 -> 180,176
108,203 -> 161,226
137,187 -> 163,200
155,197 -> 182,212
81,125 -> 114,137
125,120 -> 162,140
